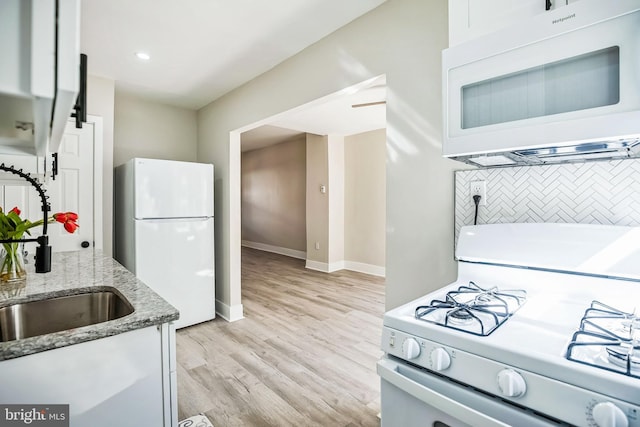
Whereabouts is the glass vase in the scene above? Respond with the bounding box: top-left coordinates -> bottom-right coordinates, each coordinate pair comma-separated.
0,242 -> 26,283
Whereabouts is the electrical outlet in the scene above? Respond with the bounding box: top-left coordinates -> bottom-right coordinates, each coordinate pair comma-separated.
315,242 -> 320,250
470,180 -> 487,206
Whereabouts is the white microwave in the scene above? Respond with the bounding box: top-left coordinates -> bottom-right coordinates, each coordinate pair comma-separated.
442,0 -> 640,166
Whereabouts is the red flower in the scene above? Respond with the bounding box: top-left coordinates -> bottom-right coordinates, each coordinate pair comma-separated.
64,221 -> 78,233
0,208 -> 79,241
53,212 -> 80,234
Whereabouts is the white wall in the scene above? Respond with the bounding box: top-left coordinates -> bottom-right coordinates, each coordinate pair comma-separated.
344,129 -> 386,270
197,0 -> 457,316
241,137 -> 306,253
114,91 -> 198,167
87,75 -> 114,256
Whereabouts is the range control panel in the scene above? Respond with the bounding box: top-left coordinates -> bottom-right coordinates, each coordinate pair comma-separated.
381,326 -> 640,427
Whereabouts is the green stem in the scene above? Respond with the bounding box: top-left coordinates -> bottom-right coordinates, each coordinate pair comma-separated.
1,242 -> 25,282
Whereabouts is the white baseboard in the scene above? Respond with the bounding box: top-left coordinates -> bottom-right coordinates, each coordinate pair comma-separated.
329,261 -> 345,272
344,261 -> 386,277
242,240 -> 306,260
304,260 -> 327,272
305,260 -> 336,272
305,259 -> 385,277
215,299 -> 244,322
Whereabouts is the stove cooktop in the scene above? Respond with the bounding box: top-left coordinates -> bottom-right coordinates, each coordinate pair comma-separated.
382,224 -> 640,426
383,265 -> 640,405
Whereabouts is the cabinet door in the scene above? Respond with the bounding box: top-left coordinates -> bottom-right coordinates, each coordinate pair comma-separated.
449,0 -> 575,46
0,327 -> 166,427
0,0 -> 56,156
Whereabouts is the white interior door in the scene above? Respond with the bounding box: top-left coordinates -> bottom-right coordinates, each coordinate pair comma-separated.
44,120 -> 94,252
1,120 -> 95,256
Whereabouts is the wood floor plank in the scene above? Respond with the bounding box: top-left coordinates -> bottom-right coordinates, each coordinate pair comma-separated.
231,350 -> 348,426
177,247 -> 385,426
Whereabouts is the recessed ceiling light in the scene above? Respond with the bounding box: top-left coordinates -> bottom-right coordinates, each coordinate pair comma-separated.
135,52 -> 150,61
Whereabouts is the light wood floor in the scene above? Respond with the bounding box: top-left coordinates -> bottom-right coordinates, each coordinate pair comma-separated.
176,247 -> 385,427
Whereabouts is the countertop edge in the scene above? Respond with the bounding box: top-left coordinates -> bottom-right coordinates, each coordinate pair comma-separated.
0,250 -> 180,361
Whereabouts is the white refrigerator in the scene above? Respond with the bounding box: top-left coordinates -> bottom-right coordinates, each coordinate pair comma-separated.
114,158 -> 215,329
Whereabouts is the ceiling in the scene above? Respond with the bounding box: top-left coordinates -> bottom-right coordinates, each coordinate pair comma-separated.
241,78 -> 386,151
80,0 -> 387,110
81,1 -> 387,152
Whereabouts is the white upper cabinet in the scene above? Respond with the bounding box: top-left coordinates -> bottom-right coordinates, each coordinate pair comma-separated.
448,0 -> 581,47
0,0 -> 80,158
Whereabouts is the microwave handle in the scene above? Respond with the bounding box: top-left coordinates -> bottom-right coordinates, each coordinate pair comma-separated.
377,358 -> 511,427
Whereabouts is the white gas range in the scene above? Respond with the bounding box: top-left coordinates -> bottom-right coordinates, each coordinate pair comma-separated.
378,223 -> 640,427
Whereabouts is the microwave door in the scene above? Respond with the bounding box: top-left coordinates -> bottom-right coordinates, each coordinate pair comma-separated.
442,1 -> 640,160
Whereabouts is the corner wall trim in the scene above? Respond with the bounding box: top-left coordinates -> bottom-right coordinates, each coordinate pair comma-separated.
305,260 -> 331,272
215,299 -> 244,322
242,240 -> 306,260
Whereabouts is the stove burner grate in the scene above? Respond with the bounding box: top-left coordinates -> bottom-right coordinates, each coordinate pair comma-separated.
414,282 -> 527,336
607,346 -> 640,370
566,301 -> 640,378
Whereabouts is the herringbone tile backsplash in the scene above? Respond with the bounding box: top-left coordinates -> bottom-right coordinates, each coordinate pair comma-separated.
455,159 -> 640,245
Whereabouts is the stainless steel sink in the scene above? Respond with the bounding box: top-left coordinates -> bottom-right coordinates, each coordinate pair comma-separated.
0,290 -> 134,342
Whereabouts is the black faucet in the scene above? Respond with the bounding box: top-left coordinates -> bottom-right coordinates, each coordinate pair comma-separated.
0,163 -> 52,273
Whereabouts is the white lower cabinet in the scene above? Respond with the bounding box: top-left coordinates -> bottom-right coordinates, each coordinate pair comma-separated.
0,324 -> 177,427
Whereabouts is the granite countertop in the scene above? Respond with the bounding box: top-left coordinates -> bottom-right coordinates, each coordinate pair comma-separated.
0,250 -> 179,361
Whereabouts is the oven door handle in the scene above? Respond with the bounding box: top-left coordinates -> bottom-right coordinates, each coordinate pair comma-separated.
377,358 -> 511,427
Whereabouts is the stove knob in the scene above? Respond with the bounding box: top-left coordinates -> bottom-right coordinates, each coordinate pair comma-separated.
402,338 -> 421,360
496,369 -> 526,398
592,402 -> 628,427
430,347 -> 451,371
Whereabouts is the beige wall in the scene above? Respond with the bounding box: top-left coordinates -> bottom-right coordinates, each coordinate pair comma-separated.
245,130 -> 385,274
241,137 -> 306,252
344,129 -> 386,268
327,135 -> 345,265
114,91 -> 198,167
306,134 -> 329,263
87,75 -> 115,256
87,81 -> 199,255
198,0 -> 457,315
